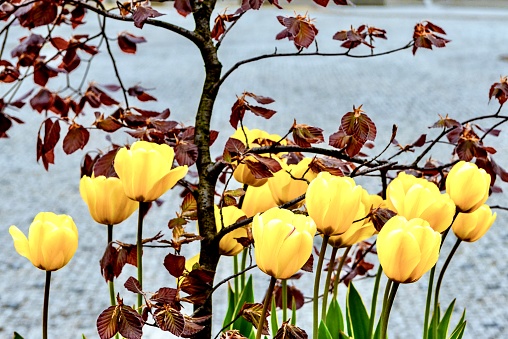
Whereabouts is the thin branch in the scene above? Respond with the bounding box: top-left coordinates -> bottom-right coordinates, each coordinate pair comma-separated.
67,0 -> 203,46
214,41 -> 414,92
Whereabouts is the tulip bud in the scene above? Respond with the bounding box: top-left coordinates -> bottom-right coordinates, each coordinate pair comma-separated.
452,204 -> 496,242
80,175 -> 138,225
377,216 -> 441,283
241,183 -> 278,218
9,212 -> 79,271
268,157 -> 318,206
215,205 -> 249,256
114,141 -> 188,202
306,171 -> 363,236
446,161 -> 490,213
252,207 -> 316,279
386,172 -> 456,233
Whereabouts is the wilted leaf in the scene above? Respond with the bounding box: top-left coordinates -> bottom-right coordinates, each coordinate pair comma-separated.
274,320 -> 308,339
240,303 -> 269,335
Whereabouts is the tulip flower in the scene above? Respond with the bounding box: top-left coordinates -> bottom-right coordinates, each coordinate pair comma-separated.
230,126 -> 285,148
114,140 -> 188,202
215,205 -> 249,256
446,161 -> 490,213
9,212 -> 79,339
241,183 -> 278,218
252,207 -> 316,280
452,204 -> 497,242
377,216 -> 441,283
306,171 -> 364,237
80,175 -> 138,225
268,157 -> 319,206
9,212 -> 79,271
386,172 -> 456,233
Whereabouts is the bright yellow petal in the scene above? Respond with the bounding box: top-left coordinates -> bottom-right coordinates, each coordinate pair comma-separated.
9,226 -> 30,260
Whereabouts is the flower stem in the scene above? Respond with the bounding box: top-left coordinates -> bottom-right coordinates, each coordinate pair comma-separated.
282,279 -> 288,322
241,248 -> 247,289
256,276 -> 276,339
380,279 -> 399,339
234,254 -> 239,305
313,235 -> 329,339
333,246 -> 352,300
367,265 -> 383,339
321,246 -> 338,321
433,238 -> 462,338
43,271 -> 51,339
423,266 -> 435,339
107,224 -> 116,307
137,202 -> 148,312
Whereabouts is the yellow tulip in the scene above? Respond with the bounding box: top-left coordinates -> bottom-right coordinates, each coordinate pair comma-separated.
306,171 -> 363,236
215,205 -> 249,256
386,172 -> 456,233
233,154 -> 268,187
252,207 -> 316,279
114,141 -> 188,202
268,157 -> 318,206
9,212 -> 79,271
452,204 -> 497,242
241,183 -> 278,218
377,216 -> 441,283
80,175 -> 138,225
446,161 -> 491,213
230,126 -> 285,148
328,189 -> 379,248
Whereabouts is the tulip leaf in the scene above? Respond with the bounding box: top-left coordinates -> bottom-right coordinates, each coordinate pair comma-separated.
271,297 -> 279,338
232,275 -> 255,335
326,298 -> 344,339
222,284 -> 236,329
13,333 -> 24,339
448,309 -> 466,339
346,283 -> 370,339
437,299 -> 456,338
319,320 -> 333,339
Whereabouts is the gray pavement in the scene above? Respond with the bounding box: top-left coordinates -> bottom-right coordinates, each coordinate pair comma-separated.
1,2 -> 508,338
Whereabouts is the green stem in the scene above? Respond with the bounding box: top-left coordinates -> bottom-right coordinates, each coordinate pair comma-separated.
433,238 -> 462,339
313,235 -> 329,339
240,248 -> 247,289
380,279 -> 399,339
256,276 -> 276,339
43,271 -> 51,339
234,254 -> 239,305
107,224 -> 116,307
282,279 -> 288,322
322,246 -> 338,321
333,246 -> 352,300
137,202 -> 148,312
367,265 -> 383,339
423,266 -> 436,339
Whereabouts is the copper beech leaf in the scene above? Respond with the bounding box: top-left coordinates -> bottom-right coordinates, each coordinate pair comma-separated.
240,303 -> 269,335
150,287 -> 178,305
220,330 -> 248,339
489,76 -> 508,105
276,14 -> 318,50
63,124 -> 89,154
118,32 -> 146,54
99,242 -> 127,282
124,276 -> 144,295
97,299 -> 143,339
292,121 -> 324,148
412,21 -> 450,55
154,305 -> 185,335
274,320 -> 308,339
132,5 -> 165,29
93,148 -> 119,177
174,0 -> 192,17
163,253 -> 186,278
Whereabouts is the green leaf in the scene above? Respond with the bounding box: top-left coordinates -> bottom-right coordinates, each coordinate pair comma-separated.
326,298 -> 344,339
13,333 -> 24,339
222,284 -> 236,328
437,299 -> 456,338
232,275 -> 255,335
449,321 -> 466,339
319,320 -> 333,339
271,297 -> 279,338
373,319 -> 382,339
346,283 -> 370,339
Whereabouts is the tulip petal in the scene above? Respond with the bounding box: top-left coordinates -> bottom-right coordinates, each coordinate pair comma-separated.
9,226 -> 30,259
